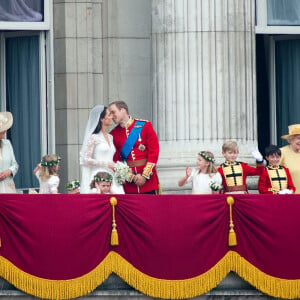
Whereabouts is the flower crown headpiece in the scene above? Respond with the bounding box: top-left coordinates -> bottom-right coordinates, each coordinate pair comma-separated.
66,180 -> 80,191
40,155 -> 61,167
94,174 -> 113,182
199,152 -> 215,163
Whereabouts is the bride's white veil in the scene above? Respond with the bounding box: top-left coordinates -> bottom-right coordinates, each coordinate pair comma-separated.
80,105 -> 105,193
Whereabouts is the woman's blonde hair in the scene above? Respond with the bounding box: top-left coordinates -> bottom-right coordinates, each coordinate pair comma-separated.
198,151 -> 217,176
39,154 -> 60,181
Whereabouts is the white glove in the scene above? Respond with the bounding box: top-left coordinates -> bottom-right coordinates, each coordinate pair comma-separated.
250,147 -> 263,162
278,189 -> 292,195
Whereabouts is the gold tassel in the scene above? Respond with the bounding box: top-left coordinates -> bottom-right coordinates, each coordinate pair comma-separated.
227,196 -> 237,246
110,197 -> 119,246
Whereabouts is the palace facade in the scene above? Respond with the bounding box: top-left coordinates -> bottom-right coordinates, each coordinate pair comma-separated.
0,0 -> 299,193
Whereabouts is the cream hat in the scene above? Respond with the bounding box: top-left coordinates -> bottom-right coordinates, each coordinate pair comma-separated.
281,124 -> 300,140
0,112 -> 13,133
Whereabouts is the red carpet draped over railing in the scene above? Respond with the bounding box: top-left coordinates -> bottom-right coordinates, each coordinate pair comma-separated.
0,194 -> 299,299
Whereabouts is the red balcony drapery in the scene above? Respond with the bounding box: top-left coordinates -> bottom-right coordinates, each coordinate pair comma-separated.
0,194 -> 299,299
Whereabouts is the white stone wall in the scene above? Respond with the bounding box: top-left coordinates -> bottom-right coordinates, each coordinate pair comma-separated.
54,0 -> 104,189
102,0 -> 152,120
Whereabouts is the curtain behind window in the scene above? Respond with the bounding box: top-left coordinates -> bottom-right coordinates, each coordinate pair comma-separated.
267,0 -> 300,25
0,0 -> 43,22
276,39 -> 300,146
6,36 -> 41,189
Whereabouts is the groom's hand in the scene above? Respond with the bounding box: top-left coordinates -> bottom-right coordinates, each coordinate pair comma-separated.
133,174 -> 146,186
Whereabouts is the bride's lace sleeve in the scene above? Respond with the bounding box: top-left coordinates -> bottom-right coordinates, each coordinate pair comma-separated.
81,135 -> 108,168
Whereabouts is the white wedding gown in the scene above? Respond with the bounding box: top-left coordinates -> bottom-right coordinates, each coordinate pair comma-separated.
80,132 -> 124,194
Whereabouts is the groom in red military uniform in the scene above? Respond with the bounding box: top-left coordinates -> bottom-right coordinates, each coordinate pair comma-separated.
109,101 -> 159,194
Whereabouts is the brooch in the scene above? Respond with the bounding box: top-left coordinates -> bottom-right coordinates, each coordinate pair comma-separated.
139,144 -> 146,151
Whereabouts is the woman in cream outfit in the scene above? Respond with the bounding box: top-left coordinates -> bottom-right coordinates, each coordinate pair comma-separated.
280,124 -> 300,194
0,112 -> 18,193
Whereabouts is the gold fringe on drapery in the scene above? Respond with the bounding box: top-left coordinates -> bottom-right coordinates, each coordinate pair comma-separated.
0,254 -> 112,300
230,251 -> 300,300
1,251 -> 300,299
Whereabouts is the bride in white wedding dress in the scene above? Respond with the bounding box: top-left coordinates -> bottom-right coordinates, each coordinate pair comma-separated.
80,105 -> 124,194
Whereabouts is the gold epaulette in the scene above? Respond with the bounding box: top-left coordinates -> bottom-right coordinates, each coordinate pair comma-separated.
142,162 -> 155,180
135,118 -> 149,123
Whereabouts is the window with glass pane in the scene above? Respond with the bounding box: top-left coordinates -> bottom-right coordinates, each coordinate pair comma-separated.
275,39 -> 300,146
0,0 -> 44,22
267,0 -> 300,25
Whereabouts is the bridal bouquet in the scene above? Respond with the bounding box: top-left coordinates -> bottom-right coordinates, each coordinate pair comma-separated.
209,180 -> 223,192
114,161 -> 131,185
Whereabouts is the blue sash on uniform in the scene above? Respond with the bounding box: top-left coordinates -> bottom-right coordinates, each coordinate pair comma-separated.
120,120 -> 145,161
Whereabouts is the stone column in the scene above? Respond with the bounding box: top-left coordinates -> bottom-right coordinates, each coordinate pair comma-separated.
53,0 -> 104,189
152,0 -> 258,192
102,0 -> 152,120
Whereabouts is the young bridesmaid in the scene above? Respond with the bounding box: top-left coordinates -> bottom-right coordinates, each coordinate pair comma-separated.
90,171 -> 113,194
178,151 -> 222,194
33,154 -> 61,194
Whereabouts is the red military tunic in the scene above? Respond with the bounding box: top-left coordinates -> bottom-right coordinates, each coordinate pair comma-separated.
258,165 -> 296,194
110,118 -> 159,193
218,161 -> 264,194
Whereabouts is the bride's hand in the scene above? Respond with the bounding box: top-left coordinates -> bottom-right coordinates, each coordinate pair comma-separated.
0,169 -> 12,181
108,162 -> 116,170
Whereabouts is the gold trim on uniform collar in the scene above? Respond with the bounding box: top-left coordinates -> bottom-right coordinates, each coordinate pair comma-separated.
124,117 -> 134,129
267,165 -> 280,170
120,117 -> 134,128
224,161 -> 237,166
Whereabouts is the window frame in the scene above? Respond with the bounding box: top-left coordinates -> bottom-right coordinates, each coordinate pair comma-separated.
256,0 -> 300,34
0,0 -> 55,154
256,0 -> 300,144
0,31 -> 47,152
0,0 -> 51,30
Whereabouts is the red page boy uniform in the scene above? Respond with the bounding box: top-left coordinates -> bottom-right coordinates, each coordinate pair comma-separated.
258,165 -> 295,194
110,117 -> 159,194
218,161 -> 264,194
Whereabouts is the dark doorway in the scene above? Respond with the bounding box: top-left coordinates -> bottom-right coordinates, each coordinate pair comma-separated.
256,35 -> 271,155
